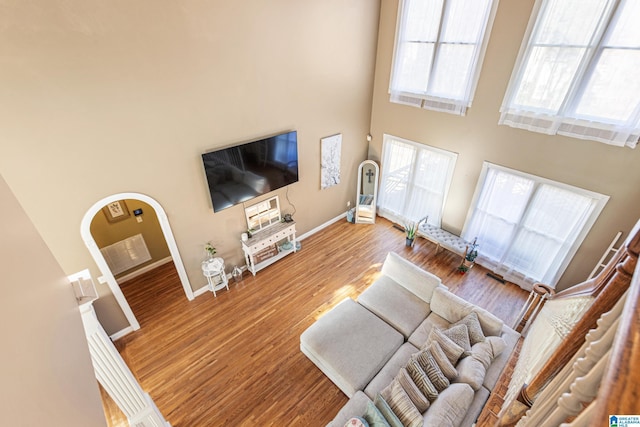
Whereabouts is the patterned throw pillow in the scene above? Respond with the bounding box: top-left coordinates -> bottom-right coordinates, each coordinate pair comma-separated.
415,350 -> 450,392
363,401 -> 391,427
425,342 -> 457,381
396,367 -> 430,412
426,327 -> 464,364
381,380 -> 423,427
453,311 -> 486,345
374,394 -> 404,427
443,324 -> 472,357
405,358 -> 439,401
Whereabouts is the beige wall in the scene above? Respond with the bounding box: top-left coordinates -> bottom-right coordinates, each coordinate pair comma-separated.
370,0 -> 640,291
0,175 -> 106,426
91,199 -> 170,278
0,0 -> 380,334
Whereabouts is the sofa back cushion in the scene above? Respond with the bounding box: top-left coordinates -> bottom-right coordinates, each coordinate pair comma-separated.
381,252 -> 443,303
430,288 -> 504,337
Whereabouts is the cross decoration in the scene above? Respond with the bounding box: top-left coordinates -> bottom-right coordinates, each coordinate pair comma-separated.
365,168 -> 375,183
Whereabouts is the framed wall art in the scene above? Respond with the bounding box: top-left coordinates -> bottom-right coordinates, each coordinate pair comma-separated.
102,200 -> 130,223
320,133 -> 342,189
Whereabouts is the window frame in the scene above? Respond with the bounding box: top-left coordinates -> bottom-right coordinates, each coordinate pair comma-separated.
461,162 -> 609,289
499,0 -> 640,148
378,134 -> 458,228
389,0 -> 499,116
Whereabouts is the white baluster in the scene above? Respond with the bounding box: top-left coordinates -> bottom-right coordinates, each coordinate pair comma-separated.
80,303 -> 171,427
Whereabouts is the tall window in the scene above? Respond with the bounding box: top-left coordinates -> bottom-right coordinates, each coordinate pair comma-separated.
378,134 -> 457,227
462,163 -> 608,290
500,0 -> 640,148
389,0 -> 498,115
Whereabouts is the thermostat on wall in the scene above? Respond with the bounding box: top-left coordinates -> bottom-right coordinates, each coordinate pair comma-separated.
133,208 -> 143,216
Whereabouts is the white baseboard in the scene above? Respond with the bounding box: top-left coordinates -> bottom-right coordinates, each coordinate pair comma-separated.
297,211 -> 347,241
192,214 -> 347,299
193,285 -> 211,297
117,256 -> 173,284
110,326 -> 134,341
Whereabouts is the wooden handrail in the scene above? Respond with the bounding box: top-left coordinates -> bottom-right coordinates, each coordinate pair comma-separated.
552,234 -> 627,300
498,219 -> 640,426
592,255 -> 640,423
520,221 -> 640,403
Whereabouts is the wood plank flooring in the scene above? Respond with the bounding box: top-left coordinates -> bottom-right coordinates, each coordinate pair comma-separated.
101,216 -> 528,426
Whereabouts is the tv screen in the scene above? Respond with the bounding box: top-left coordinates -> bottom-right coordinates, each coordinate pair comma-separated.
202,131 -> 299,212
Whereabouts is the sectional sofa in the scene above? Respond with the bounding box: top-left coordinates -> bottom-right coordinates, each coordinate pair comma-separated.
300,252 -> 520,426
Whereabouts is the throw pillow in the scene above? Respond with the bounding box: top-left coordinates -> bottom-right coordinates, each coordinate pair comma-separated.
396,367 -> 430,412
426,327 -> 464,365
374,394 -> 404,427
471,335 -> 508,369
405,358 -> 439,401
344,417 -> 369,427
425,342 -> 457,381
363,401 -> 391,427
381,380 -> 423,427
452,311 -> 486,345
443,324 -> 472,356
454,356 -> 485,390
455,335 -> 507,390
415,350 -> 450,392
487,335 -> 507,358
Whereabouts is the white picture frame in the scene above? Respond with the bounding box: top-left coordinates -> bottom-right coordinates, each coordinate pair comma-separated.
320,133 -> 342,189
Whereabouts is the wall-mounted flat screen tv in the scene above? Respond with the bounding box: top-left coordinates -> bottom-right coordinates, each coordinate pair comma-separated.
202,130 -> 299,212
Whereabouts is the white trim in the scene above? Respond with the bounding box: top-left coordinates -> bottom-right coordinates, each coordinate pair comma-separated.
80,192 -> 193,332
297,212 -> 346,241
110,326 -> 135,341
193,285 -> 212,298
117,256 -> 173,284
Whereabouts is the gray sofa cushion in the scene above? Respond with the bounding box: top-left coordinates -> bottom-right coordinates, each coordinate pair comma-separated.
484,325 -> 520,390
380,252 -> 443,303
408,312 -> 451,349
430,288 -> 504,337
300,298 -> 404,397
364,342 -> 419,399
325,391 -> 372,427
358,276 -> 431,338
422,383 -> 474,427
460,385 -> 490,427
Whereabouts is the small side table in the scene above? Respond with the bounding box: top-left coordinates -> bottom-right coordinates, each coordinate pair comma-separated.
201,257 -> 229,297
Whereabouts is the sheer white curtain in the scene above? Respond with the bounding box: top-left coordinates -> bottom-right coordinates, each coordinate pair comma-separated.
389,0 -> 498,115
378,134 -> 457,227
499,0 -> 640,148
462,163 -> 608,290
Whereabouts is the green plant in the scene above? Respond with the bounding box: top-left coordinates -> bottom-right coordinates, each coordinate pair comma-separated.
404,221 -> 417,239
465,238 -> 479,262
204,242 -> 217,258
457,264 -> 470,273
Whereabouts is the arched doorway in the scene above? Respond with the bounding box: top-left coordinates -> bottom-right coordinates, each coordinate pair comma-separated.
81,192 -> 192,331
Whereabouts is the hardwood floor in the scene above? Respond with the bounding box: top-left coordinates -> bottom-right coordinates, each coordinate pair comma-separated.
101,216 -> 528,426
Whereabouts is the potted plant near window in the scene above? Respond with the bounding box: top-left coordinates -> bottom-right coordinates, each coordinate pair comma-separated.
404,221 -> 417,247
458,238 -> 478,274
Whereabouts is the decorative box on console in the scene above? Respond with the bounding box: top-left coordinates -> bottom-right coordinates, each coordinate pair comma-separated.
253,245 -> 279,264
